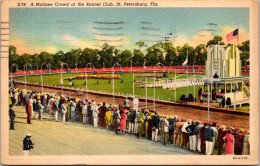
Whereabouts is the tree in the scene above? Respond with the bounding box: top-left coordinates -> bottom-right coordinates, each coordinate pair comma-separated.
116,50 -> 132,67
135,42 -> 145,51
206,36 -> 225,47
194,44 -> 207,65
53,51 -> 64,69
176,43 -> 195,66
64,49 -> 82,68
19,53 -> 33,70
162,42 -> 177,66
9,46 -> 20,71
238,40 -> 249,65
145,43 -> 164,66
132,49 -> 144,66
39,51 -> 54,68
31,54 -> 41,70
99,43 -> 115,67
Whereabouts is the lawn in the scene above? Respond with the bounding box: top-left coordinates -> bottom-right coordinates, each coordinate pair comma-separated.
14,72 -> 203,102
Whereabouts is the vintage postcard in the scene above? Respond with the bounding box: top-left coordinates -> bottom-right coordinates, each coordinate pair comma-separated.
1,0 -> 259,165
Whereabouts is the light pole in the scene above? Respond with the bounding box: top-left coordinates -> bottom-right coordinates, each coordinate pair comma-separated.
153,62 -> 165,112
85,63 -> 95,100
34,63 -> 38,71
112,63 -> 122,106
170,61 -> 177,102
193,61 -> 196,102
144,60 -> 148,111
60,62 -> 69,94
23,63 -> 32,90
10,63 -> 18,87
41,63 -> 50,94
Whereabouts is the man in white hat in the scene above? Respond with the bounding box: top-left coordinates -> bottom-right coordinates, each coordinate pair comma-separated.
61,101 -> 67,122
23,134 -> 34,155
82,101 -> 87,124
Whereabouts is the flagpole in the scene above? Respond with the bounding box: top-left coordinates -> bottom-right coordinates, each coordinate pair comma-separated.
237,26 -> 239,45
186,50 -> 188,98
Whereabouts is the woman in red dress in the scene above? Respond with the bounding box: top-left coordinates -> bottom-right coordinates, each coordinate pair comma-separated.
223,130 -> 235,155
120,108 -> 127,135
26,101 -> 32,124
49,99 -> 54,114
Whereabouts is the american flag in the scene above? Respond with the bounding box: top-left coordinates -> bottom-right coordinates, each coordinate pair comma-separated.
226,29 -> 238,42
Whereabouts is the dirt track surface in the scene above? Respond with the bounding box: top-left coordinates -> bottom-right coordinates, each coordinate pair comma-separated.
9,106 -> 197,155
15,83 -> 249,130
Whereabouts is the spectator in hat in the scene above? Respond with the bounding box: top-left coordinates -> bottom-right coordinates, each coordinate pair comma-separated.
53,99 -> 59,121
137,111 -> 145,138
105,107 -> 113,130
119,107 -> 127,135
92,104 -> 99,128
194,121 -> 202,151
134,108 -> 141,134
168,115 -> 177,144
234,128 -> 245,155
174,117 -> 183,146
242,130 -> 250,155
205,123 -> 215,155
113,107 -> 121,134
26,99 -> 32,124
82,101 -> 87,124
211,122 -> 218,154
162,116 -> 169,145
223,129 -> 235,155
186,120 -> 197,151
70,99 -> 76,122
98,102 -> 107,129
151,111 -> 160,142
23,133 -> 34,155
9,104 -> 16,130
38,100 -> 44,120
61,101 -> 67,122
87,102 -> 93,125
128,109 -> 136,133
181,119 -> 189,149
32,99 -> 37,120
217,125 -> 226,155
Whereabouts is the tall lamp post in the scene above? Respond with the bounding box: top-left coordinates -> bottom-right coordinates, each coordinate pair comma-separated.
205,67 -> 220,123
60,62 -> 69,94
10,63 -> 18,87
85,63 -> 95,99
34,62 -> 38,71
40,63 -> 50,94
23,63 -> 32,90
153,62 -> 165,112
143,60 -> 148,111
170,61 -> 177,102
112,63 -> 122,106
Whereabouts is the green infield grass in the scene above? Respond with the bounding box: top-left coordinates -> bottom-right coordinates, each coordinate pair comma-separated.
14,72 -> 203,102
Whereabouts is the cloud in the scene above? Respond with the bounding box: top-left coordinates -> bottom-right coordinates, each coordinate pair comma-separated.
9,38 -> 57,55
62,34 -> 98,49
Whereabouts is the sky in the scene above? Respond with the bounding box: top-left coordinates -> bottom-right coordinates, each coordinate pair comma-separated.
9,8 -> 249,55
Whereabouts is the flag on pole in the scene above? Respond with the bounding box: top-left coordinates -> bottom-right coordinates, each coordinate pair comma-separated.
226,29 -> 238,41
182,55 -> 188,66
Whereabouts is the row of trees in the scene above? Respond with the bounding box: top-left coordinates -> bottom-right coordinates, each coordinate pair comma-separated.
9,36 -> 249,71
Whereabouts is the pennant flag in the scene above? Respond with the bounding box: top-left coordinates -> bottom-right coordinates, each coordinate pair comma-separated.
182,55 -> 188,66
226,29 -> 238,42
